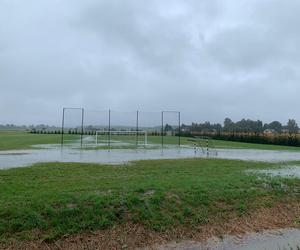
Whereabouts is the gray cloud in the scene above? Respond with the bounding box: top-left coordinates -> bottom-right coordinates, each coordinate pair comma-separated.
1,0 -> 300,125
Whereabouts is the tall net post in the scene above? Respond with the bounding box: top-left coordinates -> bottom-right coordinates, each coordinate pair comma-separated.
178,111 -> 181,147
61,108 -> 65,146
161,111 -> 164,147
108,109 -> 111,148
81,108 -> 84,146
136,110 -> 139,147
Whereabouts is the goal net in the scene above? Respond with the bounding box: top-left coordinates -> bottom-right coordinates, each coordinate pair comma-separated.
95,130 -> 148,147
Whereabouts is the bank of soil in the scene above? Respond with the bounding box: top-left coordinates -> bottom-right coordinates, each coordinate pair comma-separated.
1,202 -> 300,250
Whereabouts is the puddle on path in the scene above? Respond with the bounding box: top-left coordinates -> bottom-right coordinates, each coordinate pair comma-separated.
148,228 -> 300,250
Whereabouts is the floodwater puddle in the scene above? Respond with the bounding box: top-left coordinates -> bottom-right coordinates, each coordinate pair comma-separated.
2,145 -> 300,169
0,152 -> 29,156
250,165 -> 300,179
216,148 -> 300,162
0,147 -> 194,169
151,228 -> 300,250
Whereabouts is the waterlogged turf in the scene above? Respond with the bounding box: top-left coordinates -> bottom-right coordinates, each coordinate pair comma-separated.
3,147 -> 300,169
1,158 -> 300,241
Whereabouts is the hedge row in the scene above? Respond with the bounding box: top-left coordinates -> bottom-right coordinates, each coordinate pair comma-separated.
183,132 -> 300,147
29,130 -> 165,136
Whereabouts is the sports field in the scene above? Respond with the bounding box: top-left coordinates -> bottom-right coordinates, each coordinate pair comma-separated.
2,130 -> 300,151
1,131 -> 300,249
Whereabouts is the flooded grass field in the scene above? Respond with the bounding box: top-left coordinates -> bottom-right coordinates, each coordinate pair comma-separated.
2,133 -> 300,249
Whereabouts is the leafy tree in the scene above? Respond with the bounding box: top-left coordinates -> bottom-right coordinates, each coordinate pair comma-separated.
164,124 -> 173,132
287,119 -> 299,134
264,121 -> 282,133
223,118 -> 234,132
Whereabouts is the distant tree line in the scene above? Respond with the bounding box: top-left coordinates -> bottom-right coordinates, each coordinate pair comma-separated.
181,118 -> 300,147
0,124 -> 29,130
0,124 -> 60,131
3,118 -> 300,147
181,118 -> 299,134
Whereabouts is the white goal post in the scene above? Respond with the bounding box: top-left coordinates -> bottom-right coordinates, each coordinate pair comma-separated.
95,130 -> 148,146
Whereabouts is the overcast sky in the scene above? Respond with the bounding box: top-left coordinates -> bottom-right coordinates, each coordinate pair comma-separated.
1,0 -> 300,125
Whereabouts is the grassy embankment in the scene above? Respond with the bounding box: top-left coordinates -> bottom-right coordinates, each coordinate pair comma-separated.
1,158 -> 300,242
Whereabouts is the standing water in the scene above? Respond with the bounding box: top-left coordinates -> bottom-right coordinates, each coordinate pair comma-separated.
148,228 -> 300,250
2,144 -> 300,169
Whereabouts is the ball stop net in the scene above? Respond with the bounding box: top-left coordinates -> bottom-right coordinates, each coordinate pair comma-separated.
61,108 -> 181,148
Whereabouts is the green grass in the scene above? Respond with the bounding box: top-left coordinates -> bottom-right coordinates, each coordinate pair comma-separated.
1,158 -> 300,241
2,131 -> 300,151
0,131 -> 78,150
209,139 -> 300,151
148,135 -> 300,151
